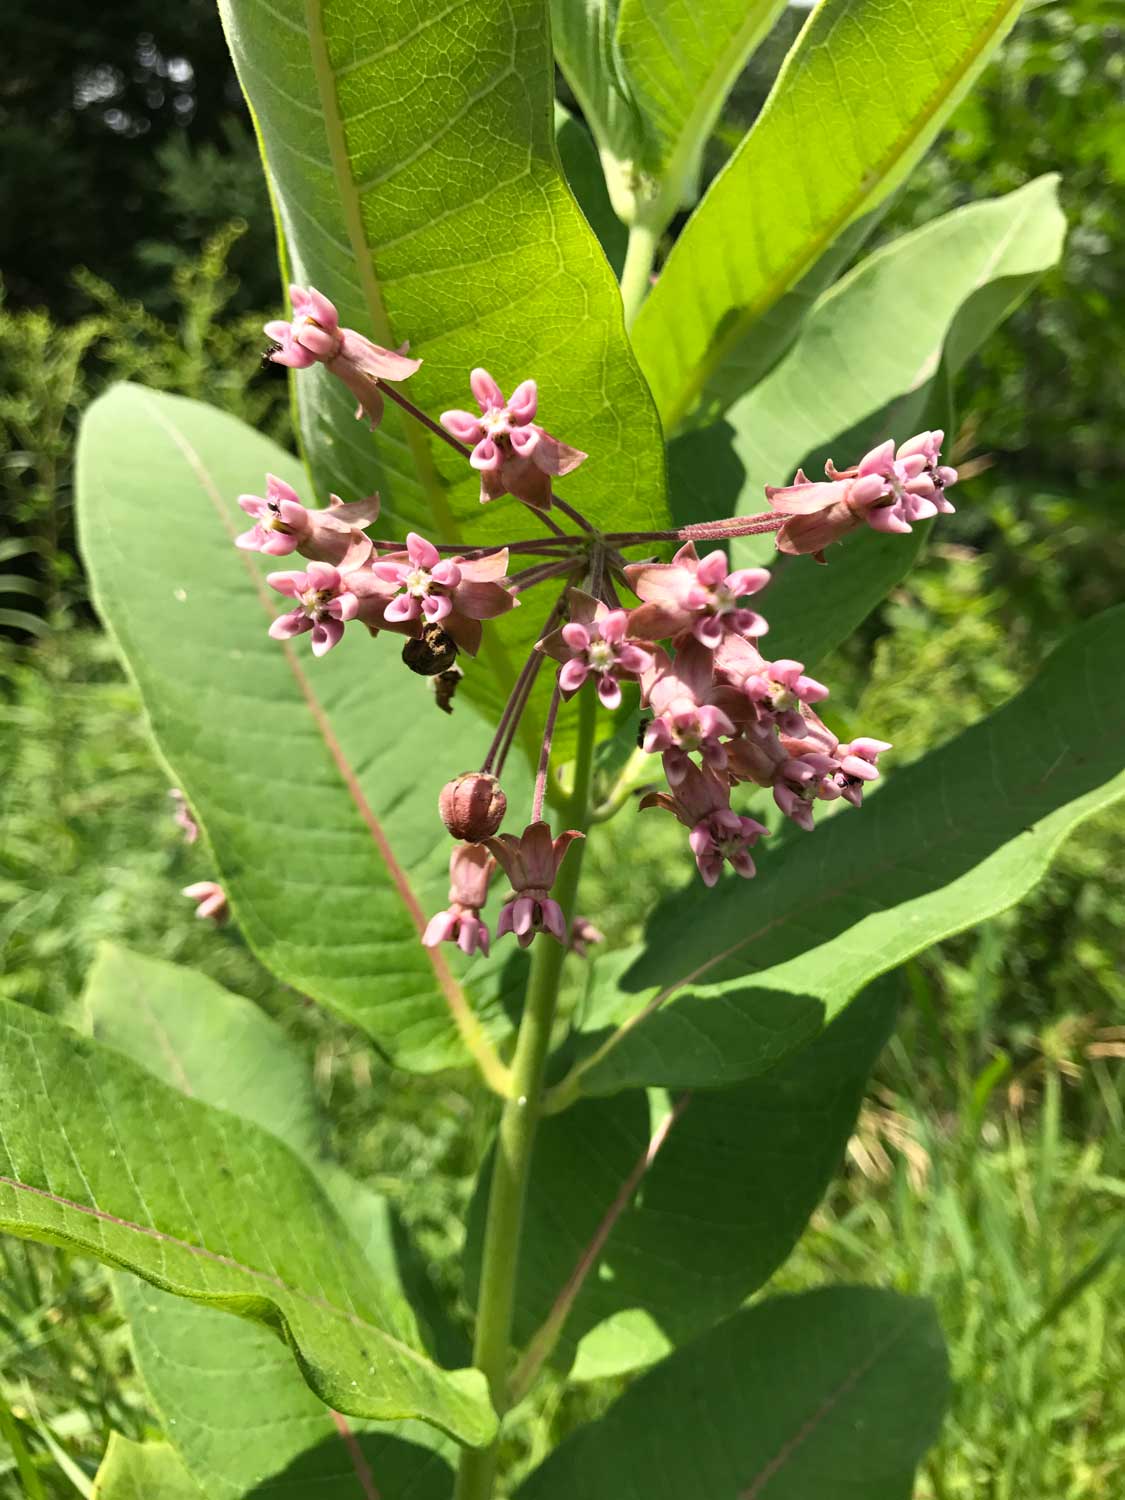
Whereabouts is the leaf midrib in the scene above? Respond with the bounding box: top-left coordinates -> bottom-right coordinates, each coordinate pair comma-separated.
646,0 -> 1024,430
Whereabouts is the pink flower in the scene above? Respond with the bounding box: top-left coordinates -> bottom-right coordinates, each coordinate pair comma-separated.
440,368 -> 587,510
639,640 -> 739,785
625,542 -> 770,648
831,736 -> 892,807
182,881 -> 228,923
765,430 -> 958,559
264,285 -> 421,428
236,474 -> 379,569
641,760 -> 768,887
486,822 -> 584,947
569,916 -> 605,959
168,788 -> 198,845
266,561 -> 361,657
369,534 -> 516,656
537,589 -> 652,709
422,844 -> 494,957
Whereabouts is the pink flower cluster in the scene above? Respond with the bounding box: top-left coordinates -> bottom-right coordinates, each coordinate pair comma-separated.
244,284 -> 960,956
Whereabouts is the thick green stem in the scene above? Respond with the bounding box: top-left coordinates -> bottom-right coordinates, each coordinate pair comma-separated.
454,689 -> 598,1500
619,221 -> 661,330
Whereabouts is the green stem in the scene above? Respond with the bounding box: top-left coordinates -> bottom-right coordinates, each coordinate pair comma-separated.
619,221 -> 661,330
454,688 -> 598,1500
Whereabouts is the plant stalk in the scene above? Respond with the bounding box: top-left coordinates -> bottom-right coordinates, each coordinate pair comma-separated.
454,687 -> 598,1500
619,221 -> 661,330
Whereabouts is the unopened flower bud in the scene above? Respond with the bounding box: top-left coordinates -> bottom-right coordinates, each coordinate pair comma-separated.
439,772 -> 507,841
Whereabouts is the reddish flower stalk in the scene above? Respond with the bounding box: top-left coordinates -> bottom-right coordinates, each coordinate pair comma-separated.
531,681 -> 563,824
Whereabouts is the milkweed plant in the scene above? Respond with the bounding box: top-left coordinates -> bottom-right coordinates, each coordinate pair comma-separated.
4,1 -> 1123,1497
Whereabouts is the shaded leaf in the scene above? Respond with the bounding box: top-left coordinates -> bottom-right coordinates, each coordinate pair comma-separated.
515,1288 -> 950,1500
467,980 -> 899,1380
0,999 -> 495,1445
77,384 -> 525,1074
554,103 -> 628,277
633,0 -> 1027,430
567,605 -> 1125,1094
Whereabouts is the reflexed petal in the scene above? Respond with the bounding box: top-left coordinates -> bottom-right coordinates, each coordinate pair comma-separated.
596,674 -> 622,710
558,658 -> 589,695
406,532 -> 441,570
304,561 -> 340,590
384,593 -> 419,623
422,910 -> 458,947
561,622 -> 591,652
269,609 -> 311,640
507,379 -> 538,424
266,571 -> 305,598
310,619 -> 345,656
470,437 -> 502,472
441,408 -> 485,444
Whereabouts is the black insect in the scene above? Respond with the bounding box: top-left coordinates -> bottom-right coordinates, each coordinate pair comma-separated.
259,341 -> 286,377
635,713 -> 652,749
402,623 -> 458,677
432,666 -> 463,715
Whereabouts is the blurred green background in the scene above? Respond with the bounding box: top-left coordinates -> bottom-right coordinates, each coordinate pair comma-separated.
1,1 -> 1123,1494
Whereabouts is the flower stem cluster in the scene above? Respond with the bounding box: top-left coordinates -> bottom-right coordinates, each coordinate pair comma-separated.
248,286 -> 960,957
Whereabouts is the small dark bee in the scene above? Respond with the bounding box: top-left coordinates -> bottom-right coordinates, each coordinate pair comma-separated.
402,623 -> 458,677
635,713 -> 652,749
432,665 -> 463,715
259,341 -> 287,377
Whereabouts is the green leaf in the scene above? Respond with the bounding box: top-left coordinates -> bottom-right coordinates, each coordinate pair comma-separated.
80,945 -> 460,1496
727,176 -> 1067,657
633,0 -> 1027,431
514,1288 -> 950,1499
217,0 -> 667,724
93,1436 -> 202,1500
551,0 -> 786,223
0,999 -> 495,1446
565,605 -> 1125,1094
467,980 -> 899,1380
554,103 -> 628,277
76,383 -> 523,1075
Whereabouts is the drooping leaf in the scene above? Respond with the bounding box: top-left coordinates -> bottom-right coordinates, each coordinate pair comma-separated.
80,945 -> 460,1496
514,1288 -> 950,1500
93,1436 -> 201,1500
76,384 -> 524,1074
632,0 -> 1028,431
551,0 -> 786,223
217,0 -> 668,726
467,980 -> 899,1380
565,605 -> 1125,1094
0,999 -> 495,1446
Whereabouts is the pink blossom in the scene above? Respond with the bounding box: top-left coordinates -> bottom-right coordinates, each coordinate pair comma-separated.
182,881 -> 228,923
569,916 -> 605,959
168,788 -> 198,845
369,535 -> 516,656
486,821 -> 584,947
422,844 -> 494,957
264,285 -> 421,428
639,640 -> 739,784
236,474 -> 378,569
266,561 -> 361,657
440,368 -> 586,510
765,430 -> 958,558
641,761 -> 768,887
625,542 -> 770,648
831,736 -> 892,807
538,589 -> 652,709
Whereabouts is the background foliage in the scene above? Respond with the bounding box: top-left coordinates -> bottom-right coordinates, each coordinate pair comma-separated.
1,0 -> 1123,1494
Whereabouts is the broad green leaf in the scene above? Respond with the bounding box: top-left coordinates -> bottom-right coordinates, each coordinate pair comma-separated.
551,0 -> 786,223
633,0 -> 1027,431
218,0 -> 668,725
83,943 -> 322,1161
0,1000 -> 495,1446
565,605 -> 1125,1094
93,1436 -> 201,1500
554,103 -> 628,277
467,980 -> 899,1380
81,945 -> 459,1496
515,1287 -> 950,1499
77,384 -> 525,1075
724,176 -> 1066,660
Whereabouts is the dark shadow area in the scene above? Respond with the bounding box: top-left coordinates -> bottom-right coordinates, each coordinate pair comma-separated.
244,1430 -> 452,1499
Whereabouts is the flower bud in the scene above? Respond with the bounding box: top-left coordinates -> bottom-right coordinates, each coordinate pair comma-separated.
439,772 -> 507,842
